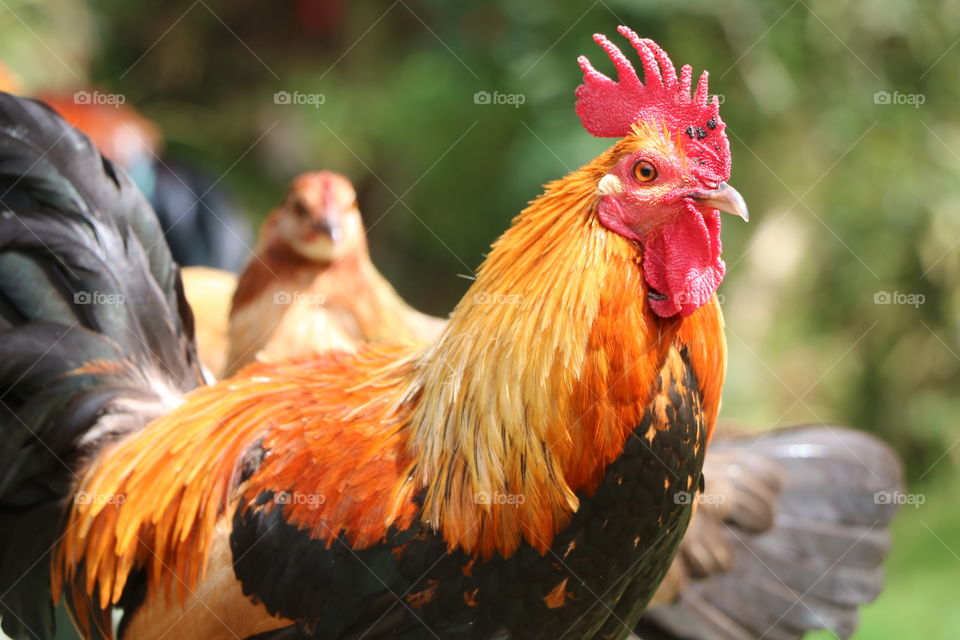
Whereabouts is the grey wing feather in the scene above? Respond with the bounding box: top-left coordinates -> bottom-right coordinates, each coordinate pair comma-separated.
635,424 -> 903,640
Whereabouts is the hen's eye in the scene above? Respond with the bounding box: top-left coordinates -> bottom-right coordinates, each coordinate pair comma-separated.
633,161 -> 657,183
292,201 -> 309,218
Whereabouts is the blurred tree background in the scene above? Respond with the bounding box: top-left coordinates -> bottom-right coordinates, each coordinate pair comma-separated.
2,0 -> 959,637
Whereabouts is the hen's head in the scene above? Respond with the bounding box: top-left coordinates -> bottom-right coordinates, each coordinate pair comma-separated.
268,171 -> 364,262
577,27 -> 748,317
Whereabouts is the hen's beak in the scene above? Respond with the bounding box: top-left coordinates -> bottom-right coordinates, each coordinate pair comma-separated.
687,182 -> 749,222
311,218 -> 343,244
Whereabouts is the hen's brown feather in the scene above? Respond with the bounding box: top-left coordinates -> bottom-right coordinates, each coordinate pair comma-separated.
181,266 -> 237,378
225,173 -> 443,377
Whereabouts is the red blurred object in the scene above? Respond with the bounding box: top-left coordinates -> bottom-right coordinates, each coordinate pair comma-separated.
294,0 -> 346,35
36,92 -> 161,169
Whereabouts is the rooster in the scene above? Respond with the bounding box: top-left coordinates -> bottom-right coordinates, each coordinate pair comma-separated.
223,170 -> 445,376
0,29 -> 828,640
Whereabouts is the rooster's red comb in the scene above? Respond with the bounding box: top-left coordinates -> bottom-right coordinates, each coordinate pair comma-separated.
575,27 -> 730,180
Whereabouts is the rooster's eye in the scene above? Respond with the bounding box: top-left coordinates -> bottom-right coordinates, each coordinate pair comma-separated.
633,161 -> 657,183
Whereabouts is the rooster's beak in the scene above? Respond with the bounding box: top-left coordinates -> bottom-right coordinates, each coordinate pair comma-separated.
687,182 -> 749,222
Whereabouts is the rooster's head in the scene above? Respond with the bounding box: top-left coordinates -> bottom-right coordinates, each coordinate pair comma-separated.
577,27 -> 748,317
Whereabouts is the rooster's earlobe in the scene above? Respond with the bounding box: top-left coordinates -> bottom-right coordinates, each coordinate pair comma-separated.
597,174 -> 624,196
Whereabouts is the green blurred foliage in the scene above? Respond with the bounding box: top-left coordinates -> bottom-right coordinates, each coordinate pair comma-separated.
1,0 -> 959,637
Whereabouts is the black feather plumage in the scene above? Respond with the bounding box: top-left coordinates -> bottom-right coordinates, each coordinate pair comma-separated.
0,93 -> 202,640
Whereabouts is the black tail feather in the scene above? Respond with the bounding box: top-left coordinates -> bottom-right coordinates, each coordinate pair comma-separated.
0,93 -> 202,640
